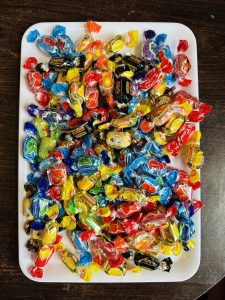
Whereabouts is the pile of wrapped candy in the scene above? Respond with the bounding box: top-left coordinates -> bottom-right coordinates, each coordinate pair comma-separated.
22,21 -> 211,281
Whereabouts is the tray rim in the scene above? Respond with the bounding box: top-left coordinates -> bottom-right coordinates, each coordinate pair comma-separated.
18,21 -> 201,283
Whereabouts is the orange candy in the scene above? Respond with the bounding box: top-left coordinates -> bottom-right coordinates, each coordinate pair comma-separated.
87,21 -> 102,34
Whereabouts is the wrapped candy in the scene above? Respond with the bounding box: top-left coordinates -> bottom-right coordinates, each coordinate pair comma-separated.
22,22 -> 211,281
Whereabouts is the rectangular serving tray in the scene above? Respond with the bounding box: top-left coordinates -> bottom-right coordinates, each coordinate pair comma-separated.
19,22 -> 200,282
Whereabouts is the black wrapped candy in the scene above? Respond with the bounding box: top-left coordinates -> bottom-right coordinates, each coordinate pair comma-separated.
49,54 -> 85,72
122,55 -> 145,71
160,257 -> 173,272
134,252 -> 160,270
114,77 -> 133,103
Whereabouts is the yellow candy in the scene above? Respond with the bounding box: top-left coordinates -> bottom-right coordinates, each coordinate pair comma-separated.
53,242 -> 65,252
49,95 -> 60,109
131,266 -> 142,273
23,197 -> 33,220
191,148 -> 204,169
89,262 -> 100,273
107,267 -> 125,276
98,122 -> 111,130
99,164 -> 122,180
169,221 -> 180,242
47,204 -> 59,219
135,104 -> 151,116
39,245 -> 51,260
61,176 -> 75,201
76,34 -> 93,52
60,216 -> 76,230
106,132 -> 131,149
99,205 -> 111,217
127,30 -> 139,48
119,187 -> 146,202
61,250 -> 77,272
187,239 -> 196,249
179,101 -> 193,115
147,195 -> 161,203
190,168 -> 200,183
34,117 -> 49,138
107,60 -> 116,72
105,35 -> 126,54
84,52 -> 94,69
77,201 -> 88,216
31,230 -> 41,240
120,70 -> 134,80
105,184 -> 119,201
111,113 -> 138,128
77,176 -> 95,191
66,68 -> 80,84
186,130 -> 201,145
172,241 -> 183,256
163,113 -> 185,136
42,226 -> 57,245
160,244 -> 172,255
154,131 -> 167,145
80,268 -> 92,282
151,76 -> 167,97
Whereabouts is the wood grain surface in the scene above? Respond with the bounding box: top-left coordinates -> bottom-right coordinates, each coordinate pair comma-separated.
0,0 -> 225,299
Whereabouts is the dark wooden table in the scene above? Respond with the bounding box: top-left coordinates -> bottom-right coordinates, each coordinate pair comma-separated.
0,0 -> 225,299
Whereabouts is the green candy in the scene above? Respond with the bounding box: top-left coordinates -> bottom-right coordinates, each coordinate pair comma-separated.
38,137 -> 56,159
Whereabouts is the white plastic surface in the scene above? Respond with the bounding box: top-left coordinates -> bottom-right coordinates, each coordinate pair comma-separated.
19,22 -> 200,282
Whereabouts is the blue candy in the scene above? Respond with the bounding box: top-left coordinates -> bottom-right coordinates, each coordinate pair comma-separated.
159,186 -> 172,205
31,193 -> 49,218
37,35 -> 60,57
80,251 -> 92,266
70,231 -> 88,251
38,157 -> 55,172
165,169 -> 179,186
31,219 -> 45,230
27,29 -> 40,43
57,35 -> 74,55
23,136 -> 38,163
27,104 -> 39,117
24,122 -> 38,136
42,71 -> 58,91
52,25 -> 66,38
83,134 -> 93,151
155,33 -> 167,45
166,74 -> 176,86
77,155 -> 101,176
179,219 -> 195,242
51,83 -> 69,96
100,150 -> 110,165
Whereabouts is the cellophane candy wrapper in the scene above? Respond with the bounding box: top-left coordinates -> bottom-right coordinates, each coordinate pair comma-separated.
22,22 -> 211,281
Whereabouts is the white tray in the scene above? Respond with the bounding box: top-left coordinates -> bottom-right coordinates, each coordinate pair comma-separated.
19,22 -> 200,282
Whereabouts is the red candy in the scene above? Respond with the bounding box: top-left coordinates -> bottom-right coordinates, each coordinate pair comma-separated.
29,266 -> 43,278
23,57 -> 38,69
27,71 -> 42,93
80,230 -> 95,241
47,162 -> 67,186
188,103 -> 212,122
35,246 -> 54,268
174,54 -> 191,78
47,186 -> 61,201
178,77 -> 192,87
177,40 -> 189,52
116,202 -> 141,219
141,210 -> 167,231
35,91 -> 51,107
138,68 -> 162,91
